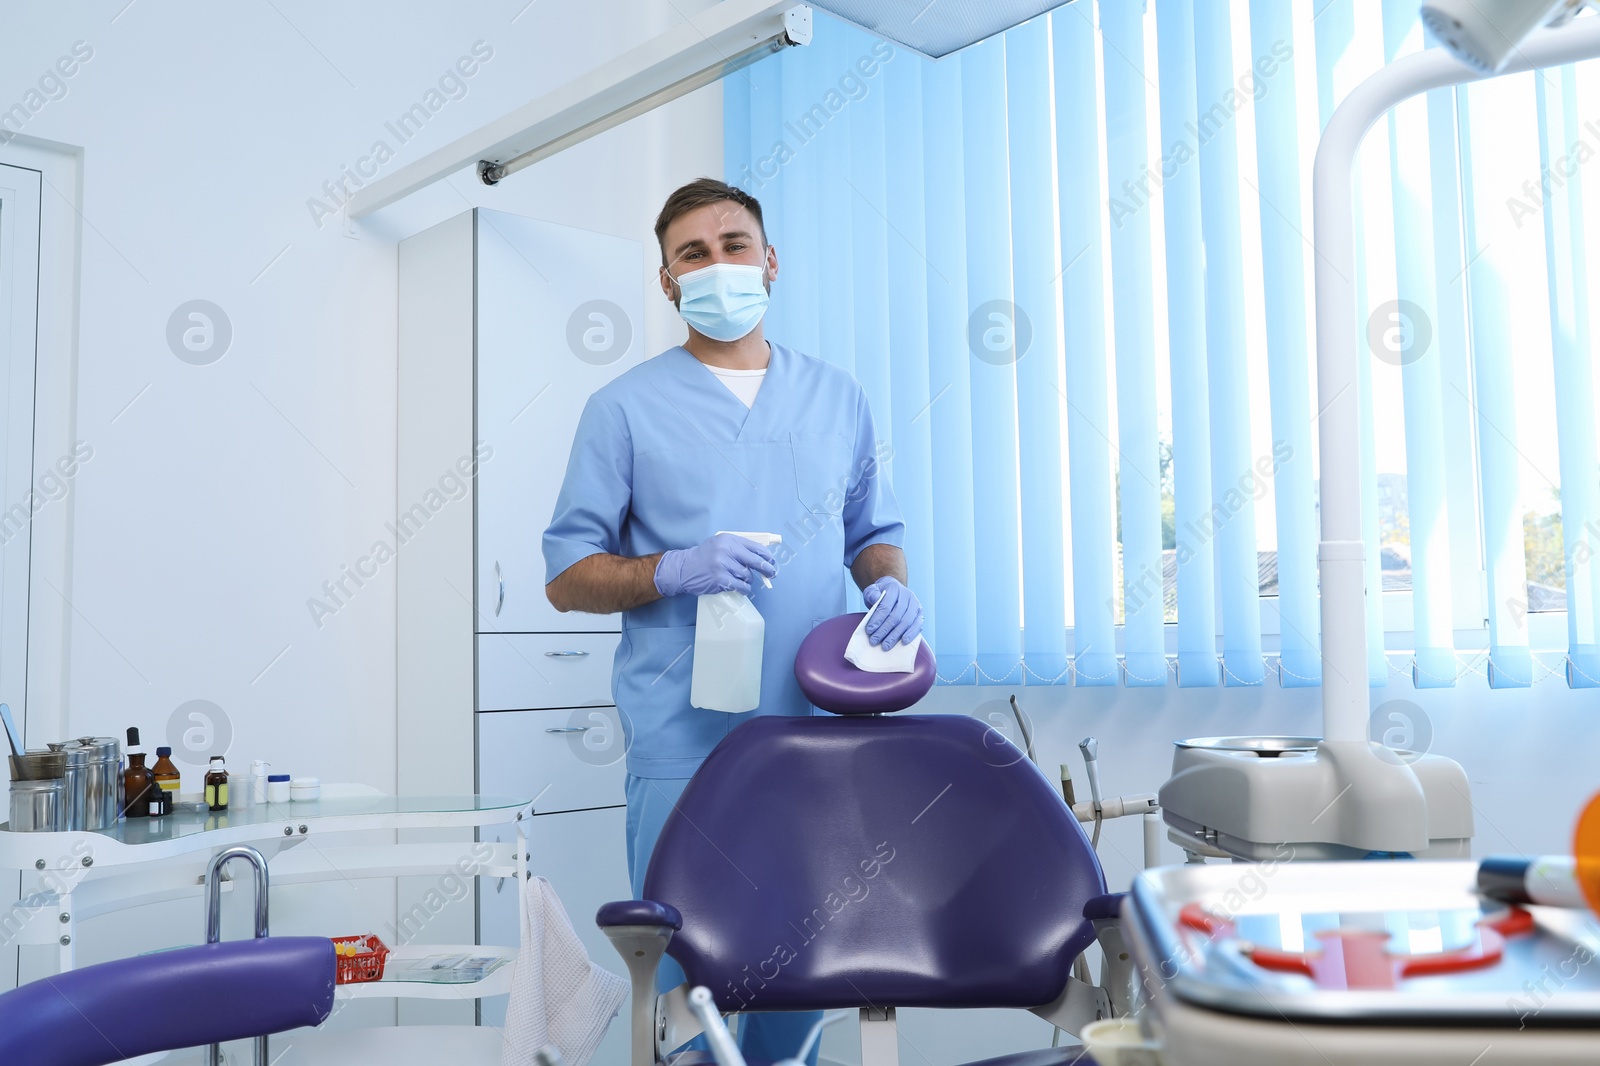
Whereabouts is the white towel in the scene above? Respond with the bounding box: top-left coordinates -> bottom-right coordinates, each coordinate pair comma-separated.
501,876 -> 629,1066
843,602 -> 923,673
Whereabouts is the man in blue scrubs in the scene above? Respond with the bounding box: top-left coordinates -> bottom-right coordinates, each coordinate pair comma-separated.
543,179 -> 921,1060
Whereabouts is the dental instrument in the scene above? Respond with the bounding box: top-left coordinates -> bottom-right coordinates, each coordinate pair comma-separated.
688,986 -> 747,1066
1009,694 -> 1037,764
1080,736 -> 1103,848
688,986 -> 849,1066
1478,855 -> 1587,910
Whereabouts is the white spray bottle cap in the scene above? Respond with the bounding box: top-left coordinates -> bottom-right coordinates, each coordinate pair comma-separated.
717,531 -> 782,588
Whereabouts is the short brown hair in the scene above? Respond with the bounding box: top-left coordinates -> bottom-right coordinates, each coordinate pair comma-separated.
654,178 -> 767,265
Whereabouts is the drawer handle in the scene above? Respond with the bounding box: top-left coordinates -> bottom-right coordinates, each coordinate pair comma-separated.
544,726 -> 590,734
544,650 -> 589,658
494,561 -> 505,617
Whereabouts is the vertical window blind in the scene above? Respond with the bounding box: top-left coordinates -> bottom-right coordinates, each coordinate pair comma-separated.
724,0 -> 1600,688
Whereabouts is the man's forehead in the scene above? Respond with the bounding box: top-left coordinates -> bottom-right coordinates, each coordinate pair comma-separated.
668,200 -> 757,241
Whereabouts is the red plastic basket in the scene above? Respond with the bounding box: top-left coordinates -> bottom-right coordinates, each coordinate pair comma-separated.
331,934 -> 390,984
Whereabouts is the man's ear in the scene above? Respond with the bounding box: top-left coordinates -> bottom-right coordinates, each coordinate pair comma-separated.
659,265 -> 678,302
765,244 -> 779,284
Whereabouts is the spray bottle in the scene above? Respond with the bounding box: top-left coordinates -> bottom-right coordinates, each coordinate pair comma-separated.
690,531 -> 782,713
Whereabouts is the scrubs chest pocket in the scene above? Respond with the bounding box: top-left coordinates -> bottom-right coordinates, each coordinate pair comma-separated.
791,433 -> 852,516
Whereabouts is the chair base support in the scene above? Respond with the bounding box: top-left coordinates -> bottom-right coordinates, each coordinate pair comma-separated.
658,982 -> 708,1059
861,1006 -> 898,1066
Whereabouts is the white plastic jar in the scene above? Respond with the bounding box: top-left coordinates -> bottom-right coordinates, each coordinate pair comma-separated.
265,774 -> 291,803
290,776 -> 321,802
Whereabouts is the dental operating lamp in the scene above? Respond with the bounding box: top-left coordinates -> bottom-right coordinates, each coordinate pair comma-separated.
1162,8 -> 1600,862
1422,0 -> 1589,72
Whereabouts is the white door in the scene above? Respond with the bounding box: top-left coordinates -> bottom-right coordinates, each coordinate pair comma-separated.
0,164 -> 39,741
0,164 -> 40,745
0,162 -> 41,993
474,210 -> 644,635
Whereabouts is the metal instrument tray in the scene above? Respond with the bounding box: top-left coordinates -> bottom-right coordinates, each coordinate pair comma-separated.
1128,860 -> 1600,1025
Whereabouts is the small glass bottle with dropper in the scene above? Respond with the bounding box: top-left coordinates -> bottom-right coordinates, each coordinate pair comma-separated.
204,756 -> 230,812
122,727 -> 154,819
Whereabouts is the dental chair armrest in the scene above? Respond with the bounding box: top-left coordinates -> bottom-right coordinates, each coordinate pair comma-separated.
1084,892 -> 1126,922
598,900 -> 682,1066
597,898 -> 683,930
0,937 -> 334,1066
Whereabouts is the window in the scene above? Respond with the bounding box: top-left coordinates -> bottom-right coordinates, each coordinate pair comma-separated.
727,0 -> 1600,688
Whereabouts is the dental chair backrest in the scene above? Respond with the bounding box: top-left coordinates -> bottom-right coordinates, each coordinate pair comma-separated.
643,613 -> 1107,1013
0,936 -> 335,1066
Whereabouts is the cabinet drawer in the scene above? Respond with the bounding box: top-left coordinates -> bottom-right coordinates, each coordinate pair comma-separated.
477,707 -> 627,815
477,632 -> 619,711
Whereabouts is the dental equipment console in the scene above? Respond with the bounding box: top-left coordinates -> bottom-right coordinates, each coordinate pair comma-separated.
1158,10 -> 1600,867
996,694 -> 1163,869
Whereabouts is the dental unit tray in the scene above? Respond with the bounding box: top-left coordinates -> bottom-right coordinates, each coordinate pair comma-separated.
1127,860 -> 1600,1026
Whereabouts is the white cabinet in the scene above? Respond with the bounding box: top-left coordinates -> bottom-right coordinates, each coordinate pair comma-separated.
474,209 -> 644,636
399,209 -> 641,1041
398,207 -> 644,798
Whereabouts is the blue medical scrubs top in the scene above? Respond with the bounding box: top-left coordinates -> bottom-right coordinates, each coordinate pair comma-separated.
543,343 -> 905,779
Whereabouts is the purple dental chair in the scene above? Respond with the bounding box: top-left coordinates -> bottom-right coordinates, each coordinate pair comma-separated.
598,613 -> 1130,1066
0,936 -> 336,1065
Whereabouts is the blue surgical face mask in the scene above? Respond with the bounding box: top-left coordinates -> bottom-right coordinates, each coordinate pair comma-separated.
672,261 -> 770,342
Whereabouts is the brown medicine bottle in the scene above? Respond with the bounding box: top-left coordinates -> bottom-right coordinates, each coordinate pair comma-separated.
204,756 -> 229,812
151,745 -> 182,798
122,727 -> 154,819
122,752 -> 154,819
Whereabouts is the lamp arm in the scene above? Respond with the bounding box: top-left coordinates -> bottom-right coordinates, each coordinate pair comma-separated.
1312,16 -> 1600,744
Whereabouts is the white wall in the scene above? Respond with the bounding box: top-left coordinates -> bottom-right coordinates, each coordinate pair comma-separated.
4,0 -> 718,788
1,0 -> 720,1015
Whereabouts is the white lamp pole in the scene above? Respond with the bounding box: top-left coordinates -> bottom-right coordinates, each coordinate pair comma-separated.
1313,16 -> 1600,745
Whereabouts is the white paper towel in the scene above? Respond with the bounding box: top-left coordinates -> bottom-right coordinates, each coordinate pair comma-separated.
844,603 -> 922,673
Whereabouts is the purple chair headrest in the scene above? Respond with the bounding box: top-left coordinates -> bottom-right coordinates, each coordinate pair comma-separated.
794,612 -> 936,714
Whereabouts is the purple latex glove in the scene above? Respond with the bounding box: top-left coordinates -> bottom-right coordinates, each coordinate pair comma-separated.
863,576 -> 923,649
654,534 -> 778,598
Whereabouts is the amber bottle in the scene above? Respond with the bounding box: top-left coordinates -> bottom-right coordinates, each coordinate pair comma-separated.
123,752 -> 154,819
204,756 -> 230,812
151,745 -> 182,798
